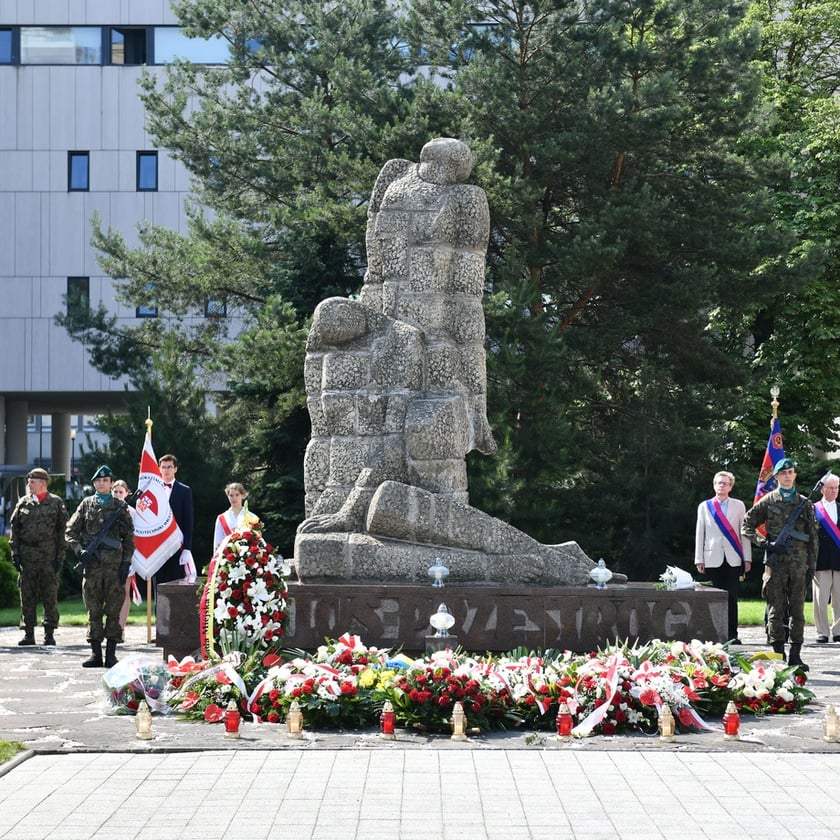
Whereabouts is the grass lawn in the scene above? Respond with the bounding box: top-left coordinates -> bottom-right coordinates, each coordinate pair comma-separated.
739,599 -> 813,626
0,741 -> 24,765
0,598 -> 154,628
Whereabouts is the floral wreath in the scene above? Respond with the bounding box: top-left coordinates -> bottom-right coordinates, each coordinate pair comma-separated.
199,522 -> 290,659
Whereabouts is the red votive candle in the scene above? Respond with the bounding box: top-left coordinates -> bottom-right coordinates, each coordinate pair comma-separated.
224,703 -> 241,737
723,701 -> 740,738
380,701 -> 396,737
556,702 -> 573,738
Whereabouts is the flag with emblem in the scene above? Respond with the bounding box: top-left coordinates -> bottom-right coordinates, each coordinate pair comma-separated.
754,415 -> 785,505
131,432 -> 183,579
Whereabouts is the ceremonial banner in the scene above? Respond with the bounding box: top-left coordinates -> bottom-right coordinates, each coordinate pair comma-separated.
754,415 -> 785,504
753,414 -> 785,540
131,433 -> 183,579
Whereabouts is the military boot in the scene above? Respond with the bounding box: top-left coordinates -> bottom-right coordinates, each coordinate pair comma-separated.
82,643 -> 103,668
43,630 -> 56,646
771,640 -> 786,658
18,631 -> 36,646
788,643 -> 809,672
104,639 -> 118,668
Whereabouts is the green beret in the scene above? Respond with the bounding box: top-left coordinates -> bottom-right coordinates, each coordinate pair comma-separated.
90,465 -> 113,481
773,458 -> 796,475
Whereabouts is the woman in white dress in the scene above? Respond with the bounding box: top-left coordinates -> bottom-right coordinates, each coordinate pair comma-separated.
213,482 -> 260,551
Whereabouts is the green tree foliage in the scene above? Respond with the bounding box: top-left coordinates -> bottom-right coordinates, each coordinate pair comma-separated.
731,0 -> 840,456
85,337 -> 230,565
63,0 -> 840,579
408,0 -> 797,575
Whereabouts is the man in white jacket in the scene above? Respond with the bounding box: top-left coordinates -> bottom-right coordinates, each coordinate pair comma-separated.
695,471 -> 753,643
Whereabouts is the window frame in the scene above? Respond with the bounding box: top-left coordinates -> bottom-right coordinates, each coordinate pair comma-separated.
67,151 -> 90,192
136,150 -> 159,191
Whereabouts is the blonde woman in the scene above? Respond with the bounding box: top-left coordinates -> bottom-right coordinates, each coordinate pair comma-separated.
213,483 -> 260,551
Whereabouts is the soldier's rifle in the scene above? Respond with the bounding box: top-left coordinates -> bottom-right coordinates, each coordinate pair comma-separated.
73,499 -> 129,574
765,471 -> 833,568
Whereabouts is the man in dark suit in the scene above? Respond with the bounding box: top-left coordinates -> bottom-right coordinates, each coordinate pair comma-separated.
153,454 -> 196,584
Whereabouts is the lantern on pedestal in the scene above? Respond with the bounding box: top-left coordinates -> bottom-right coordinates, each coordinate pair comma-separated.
428,559 -> 449,588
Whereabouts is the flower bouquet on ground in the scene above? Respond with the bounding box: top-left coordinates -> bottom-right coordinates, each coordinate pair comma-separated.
166,652 -> 250,722
199,525 -> 290,660
103,654 -> 173,715
725,652 -> 814,714
248,635 -> 395,728
389,649 -> 519,733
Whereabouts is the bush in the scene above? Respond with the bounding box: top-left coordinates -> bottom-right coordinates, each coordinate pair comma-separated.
0,538 -> 19,610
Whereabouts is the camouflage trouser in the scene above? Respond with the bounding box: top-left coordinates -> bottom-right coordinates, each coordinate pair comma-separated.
18,550 -> 59,631
82,561 -> 124,643
762,555 -> 808,644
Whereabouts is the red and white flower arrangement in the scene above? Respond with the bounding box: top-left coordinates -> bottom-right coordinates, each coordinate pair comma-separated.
199,525 -> 290,659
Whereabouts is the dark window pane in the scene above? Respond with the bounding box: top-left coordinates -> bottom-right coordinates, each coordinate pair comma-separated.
136,305 -> 158,318
111,27 -> 146,65
0,30 -> 12,64
68,152 -> 89,191
67,277 -> 89,316
205,297 -> 227,318
137,151 -> 158,191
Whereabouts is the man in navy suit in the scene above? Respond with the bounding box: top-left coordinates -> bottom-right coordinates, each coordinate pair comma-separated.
695,470 -> 752,643
153,454 -> 196,584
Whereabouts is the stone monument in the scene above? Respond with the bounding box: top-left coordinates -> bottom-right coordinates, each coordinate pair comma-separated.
154,139 -> 727,659
295,137 -> 596,587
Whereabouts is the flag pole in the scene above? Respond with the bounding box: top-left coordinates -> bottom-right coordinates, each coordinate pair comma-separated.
145,409 -> 154,645
770,386 -> 779,421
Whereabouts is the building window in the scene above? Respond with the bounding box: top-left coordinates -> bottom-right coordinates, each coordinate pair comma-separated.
136,304 -> 158,318
20,26 -> 102,65
137,151 -> 158,191
153,28 -> 229,64
110,27 -> 147,65
68,152 -> 89,191
0,29 -> 13,64
67,277 -> 90,316
205,297 -> 227,318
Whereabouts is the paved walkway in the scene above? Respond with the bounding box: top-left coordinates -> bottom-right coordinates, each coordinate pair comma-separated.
1,624 -> 840,839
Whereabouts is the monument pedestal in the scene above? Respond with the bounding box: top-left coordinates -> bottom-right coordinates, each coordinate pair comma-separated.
155,581 -> 202,660
155,580 -> 727,660
285,582 -> 727,653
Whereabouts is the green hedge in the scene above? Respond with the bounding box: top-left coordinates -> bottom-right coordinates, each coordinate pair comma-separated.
0,538 -> 19,610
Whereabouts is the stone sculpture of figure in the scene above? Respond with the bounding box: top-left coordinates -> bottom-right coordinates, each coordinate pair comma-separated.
360,136 -> 496,457
296,138 -> 596,586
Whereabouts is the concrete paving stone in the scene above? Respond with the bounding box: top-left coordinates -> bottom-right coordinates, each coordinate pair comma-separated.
6,626 -> 840,839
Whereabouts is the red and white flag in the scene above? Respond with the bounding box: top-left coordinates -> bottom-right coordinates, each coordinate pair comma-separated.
131,433 -> 183,579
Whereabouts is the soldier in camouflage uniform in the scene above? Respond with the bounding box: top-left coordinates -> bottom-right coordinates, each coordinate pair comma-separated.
65,466 -> 134,668
9,468 -> 68,646
742,458 -> 819,671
